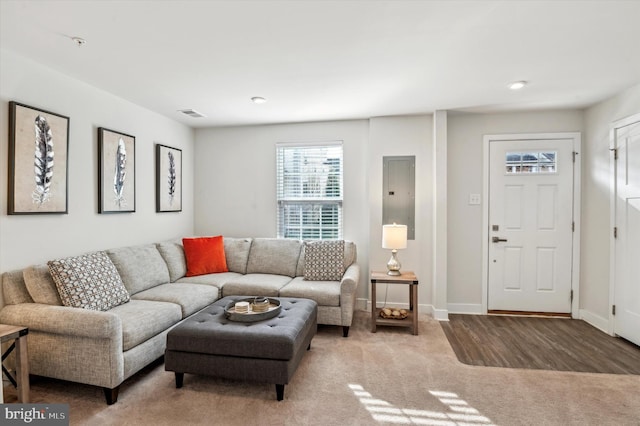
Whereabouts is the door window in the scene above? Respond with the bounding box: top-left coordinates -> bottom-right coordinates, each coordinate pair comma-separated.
506,151 -> 557,174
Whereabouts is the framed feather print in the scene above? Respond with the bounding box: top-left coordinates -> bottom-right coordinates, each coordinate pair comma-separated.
155,144 -> 182,212
98,127 -> 136,213
8,101 -> 70,215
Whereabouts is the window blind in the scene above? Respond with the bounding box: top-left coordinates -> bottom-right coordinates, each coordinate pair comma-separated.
276,142 -> 343,240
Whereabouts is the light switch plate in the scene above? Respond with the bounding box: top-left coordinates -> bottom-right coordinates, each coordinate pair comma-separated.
469,194 -> 481,205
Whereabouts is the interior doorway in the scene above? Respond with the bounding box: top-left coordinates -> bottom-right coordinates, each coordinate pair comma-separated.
609,113 -> 640,346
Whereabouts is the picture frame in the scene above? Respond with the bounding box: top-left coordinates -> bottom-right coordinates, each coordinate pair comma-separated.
8,101 -> 70,215
155,144 -> 182,212
98,127 -> 136,213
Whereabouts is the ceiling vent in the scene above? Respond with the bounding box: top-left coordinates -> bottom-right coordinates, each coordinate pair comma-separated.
178,109 -> 206,118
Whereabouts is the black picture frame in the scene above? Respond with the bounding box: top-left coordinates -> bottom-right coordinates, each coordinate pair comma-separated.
155,144 -> 182,212
8,101 -> 70,215
98,127 -> 136,213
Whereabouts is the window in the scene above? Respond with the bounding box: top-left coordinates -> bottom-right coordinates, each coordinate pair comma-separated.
506,151 -> 557,174
276,142 -> 343,240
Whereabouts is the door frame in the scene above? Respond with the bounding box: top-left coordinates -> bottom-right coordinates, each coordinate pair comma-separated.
608,113 -> 640,336
482,132 -> 582,317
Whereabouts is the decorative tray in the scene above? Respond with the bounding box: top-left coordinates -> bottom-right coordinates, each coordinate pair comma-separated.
379,307 -> 408,320
224,297 -> 281,323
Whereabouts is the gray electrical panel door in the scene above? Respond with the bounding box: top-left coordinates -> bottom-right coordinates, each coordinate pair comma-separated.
382,156 -> 415,240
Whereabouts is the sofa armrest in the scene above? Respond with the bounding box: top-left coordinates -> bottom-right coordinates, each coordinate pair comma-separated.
336,263 -> 360,333
340,263 -> 360,296
0,303 -> 121,339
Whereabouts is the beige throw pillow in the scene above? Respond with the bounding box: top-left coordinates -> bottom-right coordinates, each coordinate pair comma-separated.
23,264 -> 62,305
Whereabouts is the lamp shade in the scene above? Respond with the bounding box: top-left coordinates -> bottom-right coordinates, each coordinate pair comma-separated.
382,224 -> 407,250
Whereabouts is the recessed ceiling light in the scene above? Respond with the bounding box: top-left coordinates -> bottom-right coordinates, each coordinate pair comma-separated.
71,37 -> 86,47
251,97 -> 267,104
508,81 -> 528,90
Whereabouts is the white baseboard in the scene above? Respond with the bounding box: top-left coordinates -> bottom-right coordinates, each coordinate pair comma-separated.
432,308 -> 449,321
447,303 -> 483,315
356,298 -> 369,311
579,309 -> 611,335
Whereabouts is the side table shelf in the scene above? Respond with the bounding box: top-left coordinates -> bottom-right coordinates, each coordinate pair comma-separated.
370,271 -> 419,335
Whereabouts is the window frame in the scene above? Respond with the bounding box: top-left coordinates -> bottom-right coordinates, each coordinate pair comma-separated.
276,141 -> 344,240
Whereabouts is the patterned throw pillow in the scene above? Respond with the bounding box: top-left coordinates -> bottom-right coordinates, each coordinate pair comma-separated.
48,251 -> 130,311
304,240 -> 345,281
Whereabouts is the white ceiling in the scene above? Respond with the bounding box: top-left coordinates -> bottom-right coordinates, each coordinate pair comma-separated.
2,0 -> 640,128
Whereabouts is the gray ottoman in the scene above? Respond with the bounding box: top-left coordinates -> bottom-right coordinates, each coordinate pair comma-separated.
165,296 -> 317,400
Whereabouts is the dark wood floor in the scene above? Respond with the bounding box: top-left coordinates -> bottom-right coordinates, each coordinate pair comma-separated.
441,314 -> 640,374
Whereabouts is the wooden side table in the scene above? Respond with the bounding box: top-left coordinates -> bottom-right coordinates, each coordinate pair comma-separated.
1,324 -> 29,403
370,271 -> 419,335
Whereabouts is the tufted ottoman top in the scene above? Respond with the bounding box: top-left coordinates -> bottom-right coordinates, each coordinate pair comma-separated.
166,296 -> 317,361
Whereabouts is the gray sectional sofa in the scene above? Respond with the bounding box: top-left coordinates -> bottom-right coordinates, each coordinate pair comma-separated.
0,237 -> 359,404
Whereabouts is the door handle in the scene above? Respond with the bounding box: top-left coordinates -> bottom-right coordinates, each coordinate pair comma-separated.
492,236 -> 508,243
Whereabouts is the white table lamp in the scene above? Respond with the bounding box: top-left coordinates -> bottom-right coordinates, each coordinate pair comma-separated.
382,223 -> 407,275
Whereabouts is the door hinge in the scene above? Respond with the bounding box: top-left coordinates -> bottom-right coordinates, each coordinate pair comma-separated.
570,290 -> 573,303
614,227 -> 618,238
572,151 -> 579,163
612,305 -> 616,316
572,221 -> 575,232
610,148 -> 618,160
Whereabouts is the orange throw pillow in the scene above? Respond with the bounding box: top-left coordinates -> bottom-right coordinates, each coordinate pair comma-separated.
182,236 -> 228,276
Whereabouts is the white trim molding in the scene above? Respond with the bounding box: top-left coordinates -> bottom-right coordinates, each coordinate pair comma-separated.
580,309 -> 610,334
447,303 -> 483,315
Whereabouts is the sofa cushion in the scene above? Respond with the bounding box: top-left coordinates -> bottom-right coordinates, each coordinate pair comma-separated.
108,299 -> 182,351
107,244 -> 171,295
223,237 -> 252,274
48,251 -> 130,311
280,277 -> 341,307
303,240 -> 345,281
221,274 -> 293,297
23,264 -> 62,305
156,240 -> 186,282
246,238 -> 302,277
175,271 -> 242,289
132,283 -> 219,318
183,236 -> 228,276
1,270 -> 34,305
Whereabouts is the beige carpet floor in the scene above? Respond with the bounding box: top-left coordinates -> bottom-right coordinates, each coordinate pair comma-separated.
4,311 -> 640,426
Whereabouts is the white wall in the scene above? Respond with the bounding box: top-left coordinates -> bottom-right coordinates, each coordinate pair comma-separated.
447,110 -> 584,312
368,115 -> 433,310
194,120 -> 371,301
0,50 -> 195,303
194,116 -> 435,310
582,83 -> 640,328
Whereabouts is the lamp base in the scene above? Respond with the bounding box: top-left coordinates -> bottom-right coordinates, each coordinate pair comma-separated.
386,249 -> 402,276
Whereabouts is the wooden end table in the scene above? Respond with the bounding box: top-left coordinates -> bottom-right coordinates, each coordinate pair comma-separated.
371,271 -> 419,335
1,324 -> 29,403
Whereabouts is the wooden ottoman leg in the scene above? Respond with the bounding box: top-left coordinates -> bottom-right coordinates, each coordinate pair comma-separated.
175,372 -> 184,388
275,384 -> 285,401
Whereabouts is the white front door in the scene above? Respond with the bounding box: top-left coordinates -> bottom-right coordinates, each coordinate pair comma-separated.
488,137 -> 576,313
613,115 -> 640,346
